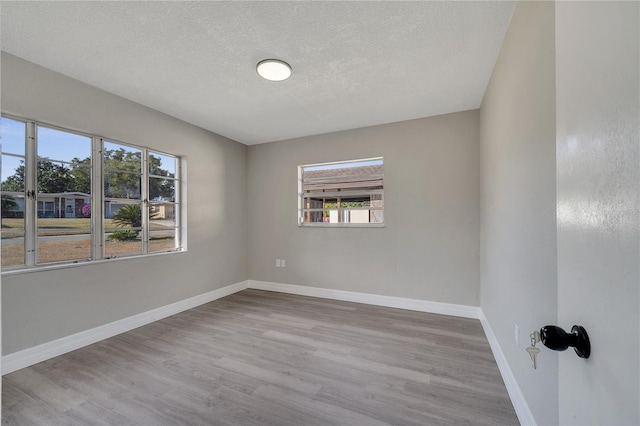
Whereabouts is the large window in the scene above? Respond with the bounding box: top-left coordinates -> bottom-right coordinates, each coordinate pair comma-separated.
298,157 -> 384,227
0,115 -> 184,270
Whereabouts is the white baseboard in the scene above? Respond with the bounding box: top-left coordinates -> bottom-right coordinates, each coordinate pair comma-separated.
480,312 -> 536,426
248,280 -> 481,319
2,280 -> 248,375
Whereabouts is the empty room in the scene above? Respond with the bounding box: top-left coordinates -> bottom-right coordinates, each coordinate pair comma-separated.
1,1 -> 638,425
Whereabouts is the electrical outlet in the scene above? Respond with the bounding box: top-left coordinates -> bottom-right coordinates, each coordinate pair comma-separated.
515,324 -> 520,348
276,259 -> 281,267
281,259 -> 286,267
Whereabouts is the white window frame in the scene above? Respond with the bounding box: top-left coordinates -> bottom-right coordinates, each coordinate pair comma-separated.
0,113 -> 185,273
298,157 -> 384,228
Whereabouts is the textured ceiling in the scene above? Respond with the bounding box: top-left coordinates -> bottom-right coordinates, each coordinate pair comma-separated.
1,1 -> 515,145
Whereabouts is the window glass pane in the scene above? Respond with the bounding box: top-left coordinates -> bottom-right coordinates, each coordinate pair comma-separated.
149,152 -> 176,178
150,203 -> 177,252
104,172 -> 141,199
36,126 -> 92,197
104,235 -> 142,258
150,203 -> 176,224
340,198 -> 371,207
2,156 -> 26,192
2,193 -> 25,220
300,197 -> 325,223
149,229 -> 176,253
0,117 -> 26,155
103,142 -> 141,172
2,229 -> 24,268
370,193 -> 384,223
342,209 -> 382,224
36,162 -> 92,208
70,161 -> 92,194
105,202 -> 143,258
2,185 -> 24,266
37,126 -> 91,163
37,228 -> 91,264
36,159 -> 71,194
149,177 -> 175,202
107,202 -> 143,229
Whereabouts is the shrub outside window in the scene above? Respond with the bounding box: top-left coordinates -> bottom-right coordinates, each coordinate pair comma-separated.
298,157 -> 384,227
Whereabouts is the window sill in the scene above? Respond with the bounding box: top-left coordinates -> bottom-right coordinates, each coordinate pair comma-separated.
298,223 -> 385,228
1,249 -> 187,276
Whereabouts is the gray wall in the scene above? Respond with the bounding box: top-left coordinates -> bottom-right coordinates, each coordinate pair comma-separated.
556,2 -> 639,424
479,2 -> 558,425
1,52 -> 248,354
247,111 -> 480,306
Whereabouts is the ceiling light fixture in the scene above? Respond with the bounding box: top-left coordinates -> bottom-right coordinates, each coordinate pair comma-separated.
256,59 -> 292,81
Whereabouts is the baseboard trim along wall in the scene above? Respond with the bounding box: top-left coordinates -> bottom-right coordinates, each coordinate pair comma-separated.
248,280 -> 482,319
480,312 -> 536,426
1,280 -> 249,375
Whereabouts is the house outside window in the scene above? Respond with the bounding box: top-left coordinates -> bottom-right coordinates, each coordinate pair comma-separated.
298,157 -> 384,227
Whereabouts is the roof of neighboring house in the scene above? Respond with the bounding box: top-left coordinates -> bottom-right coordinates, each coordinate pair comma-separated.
39,192 -> 91,197
303,164 -> 383,192
1,191 -> 91,198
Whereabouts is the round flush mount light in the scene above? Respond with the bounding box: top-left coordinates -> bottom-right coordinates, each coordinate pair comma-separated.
256,59 -> 292,81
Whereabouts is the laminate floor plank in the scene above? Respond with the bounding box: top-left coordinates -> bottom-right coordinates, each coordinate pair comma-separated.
3,289 -> 519,425
251,384 -> 388,426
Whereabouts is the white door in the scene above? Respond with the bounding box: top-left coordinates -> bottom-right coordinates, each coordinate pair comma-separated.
64,200 -> 75,218
556,2 -> 639,424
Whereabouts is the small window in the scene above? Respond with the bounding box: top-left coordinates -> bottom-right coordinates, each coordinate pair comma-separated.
298,157 -> 384,227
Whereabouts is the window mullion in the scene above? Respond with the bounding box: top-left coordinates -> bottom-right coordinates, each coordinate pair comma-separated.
175,158 -> 181,250
298,167 -> 304,224
24,122 -> 37,266
92,138 -> 104,260
141,150 -> 149,254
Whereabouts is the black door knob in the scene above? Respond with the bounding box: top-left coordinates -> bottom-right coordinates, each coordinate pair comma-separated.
540,325 -> 590,359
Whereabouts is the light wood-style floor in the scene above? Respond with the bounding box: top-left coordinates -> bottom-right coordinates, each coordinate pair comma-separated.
2,289 -> 518,425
